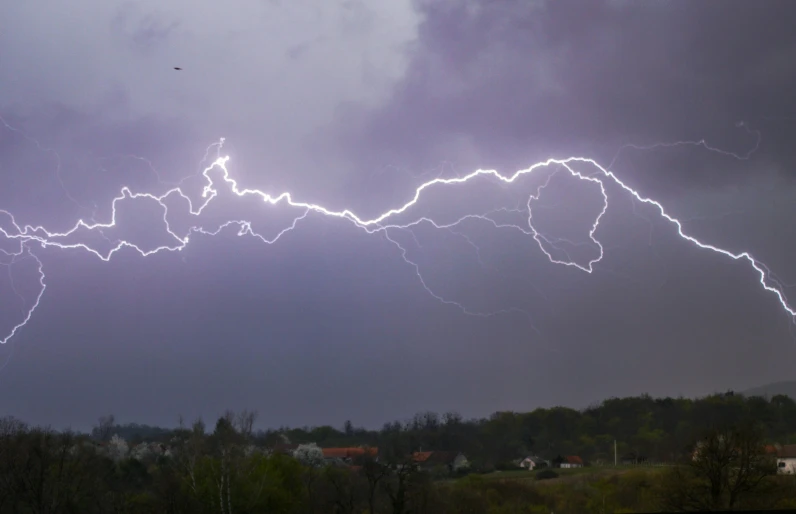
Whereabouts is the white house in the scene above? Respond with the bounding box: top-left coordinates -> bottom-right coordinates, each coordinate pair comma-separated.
412,451 -> 469,473
776,445 -> 796,474
519,456 -> 548,470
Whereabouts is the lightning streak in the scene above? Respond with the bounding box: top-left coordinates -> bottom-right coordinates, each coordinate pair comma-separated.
1,134 -> 794,345
0,244 -> 46,345
608,121 -> 762,170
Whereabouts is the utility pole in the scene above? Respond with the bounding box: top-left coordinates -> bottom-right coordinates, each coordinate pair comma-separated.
614,440 -> 617,466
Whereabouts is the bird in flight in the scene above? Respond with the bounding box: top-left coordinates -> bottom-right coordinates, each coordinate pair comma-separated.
173,67 -> 182,71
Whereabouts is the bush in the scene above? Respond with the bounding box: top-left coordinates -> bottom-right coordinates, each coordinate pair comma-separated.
535,469 -> 559,480
452,468 -> 472,478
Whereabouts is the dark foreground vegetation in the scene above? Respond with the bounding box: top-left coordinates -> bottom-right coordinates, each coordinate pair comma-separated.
3,391 -> 796,513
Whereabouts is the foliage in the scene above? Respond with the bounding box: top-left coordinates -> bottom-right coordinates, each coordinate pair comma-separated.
246,391 -> 796,471
1,392 -> 795,513
109,433 -> 130,461
293,442 -> 325,467
536,468 -> 559,480
659,422 -> 778,511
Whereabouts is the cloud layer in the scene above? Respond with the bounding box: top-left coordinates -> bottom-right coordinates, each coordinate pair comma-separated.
1,0 -> 795,430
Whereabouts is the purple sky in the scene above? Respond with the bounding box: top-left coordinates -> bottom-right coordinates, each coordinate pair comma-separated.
2,0 -> 796,432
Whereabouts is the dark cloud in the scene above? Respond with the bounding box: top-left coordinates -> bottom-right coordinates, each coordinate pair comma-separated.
333,0 -> 796,188
316,0 -> 796,410
2,0 -> 796,431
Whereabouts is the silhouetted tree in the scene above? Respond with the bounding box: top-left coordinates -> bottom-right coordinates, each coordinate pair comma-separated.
93,414 -> 116,442
660,421 -> 777,511
360,450 -> 389,514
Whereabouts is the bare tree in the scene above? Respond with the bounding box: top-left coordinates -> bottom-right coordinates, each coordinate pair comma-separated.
234,410 -> 257,440
360,450 -> 388,514
203,409 -> 261,514
212,414 -> 238,514
0,417 -> 27,511
660,422 -> 777,511
172,416 -> 207,508
8,427 -> 102,513
92,414 -> 116,442
381,456 -> 419,514
324,467 -> 360,514
302,464 -> 323,514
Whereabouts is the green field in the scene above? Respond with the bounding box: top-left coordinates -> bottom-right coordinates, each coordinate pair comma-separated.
476,465 -> 668,483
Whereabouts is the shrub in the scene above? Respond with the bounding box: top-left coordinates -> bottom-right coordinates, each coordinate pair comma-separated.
535,469 -> 559,480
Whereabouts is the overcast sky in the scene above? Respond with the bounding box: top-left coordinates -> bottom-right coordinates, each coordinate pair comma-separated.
1,0 -> 796,432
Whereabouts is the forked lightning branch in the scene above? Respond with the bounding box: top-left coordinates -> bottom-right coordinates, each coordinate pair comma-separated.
0,135 -> 793,345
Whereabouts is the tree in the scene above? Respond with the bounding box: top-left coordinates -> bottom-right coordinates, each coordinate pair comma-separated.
171,416 -> 207,510
660,422 -> 777,511
210,412 -> 242,514
5,427 -> 107,513
381,457 -> 418,514
0,417 -> 27,511
294,443 -> 325,468
93,414 -> 116,442
301,461 -> 324,514
108,434 -> 129,461
196,409 -> 261,514
360,450 -> 389,514
323,466 -> 362,514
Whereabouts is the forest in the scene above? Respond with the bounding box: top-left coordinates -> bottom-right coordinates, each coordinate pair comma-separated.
3,391 -> 796,513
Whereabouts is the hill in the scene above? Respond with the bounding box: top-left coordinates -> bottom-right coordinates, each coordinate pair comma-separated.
743,380 -> 796,400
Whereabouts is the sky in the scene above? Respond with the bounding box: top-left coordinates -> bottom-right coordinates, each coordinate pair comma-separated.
1,0 -> 796,432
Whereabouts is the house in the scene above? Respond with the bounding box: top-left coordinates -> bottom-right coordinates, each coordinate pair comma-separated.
518,456 -> 548,470
321,447 -> 378,465
559,456 -> 583,469
412,451 -> 469,474
776,445 -> 796,474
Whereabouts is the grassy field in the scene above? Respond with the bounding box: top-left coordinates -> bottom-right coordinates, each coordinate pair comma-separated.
475,465 -> 668,483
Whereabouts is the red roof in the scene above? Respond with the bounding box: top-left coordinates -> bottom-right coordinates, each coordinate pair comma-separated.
412,451 -> 460,465
412,451 -> 433,463
778,445 -> 796,459
322,447 -> 378,459
565,455 -> 583,465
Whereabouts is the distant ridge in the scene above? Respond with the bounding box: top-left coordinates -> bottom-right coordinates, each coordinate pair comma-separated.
742,380 -> 796,400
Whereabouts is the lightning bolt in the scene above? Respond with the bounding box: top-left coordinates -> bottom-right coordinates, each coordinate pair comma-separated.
608,120 -> 762,170
1,126 -> 793,347
0,243 -> 46,346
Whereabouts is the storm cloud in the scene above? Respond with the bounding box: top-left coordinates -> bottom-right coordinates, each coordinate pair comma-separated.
1,0 -> 795,431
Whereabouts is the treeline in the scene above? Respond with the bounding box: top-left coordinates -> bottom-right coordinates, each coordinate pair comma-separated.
106,391 -> 796,470
95,421 -> 172,445
1,392 -> 796,513
266,391 -> 796,469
